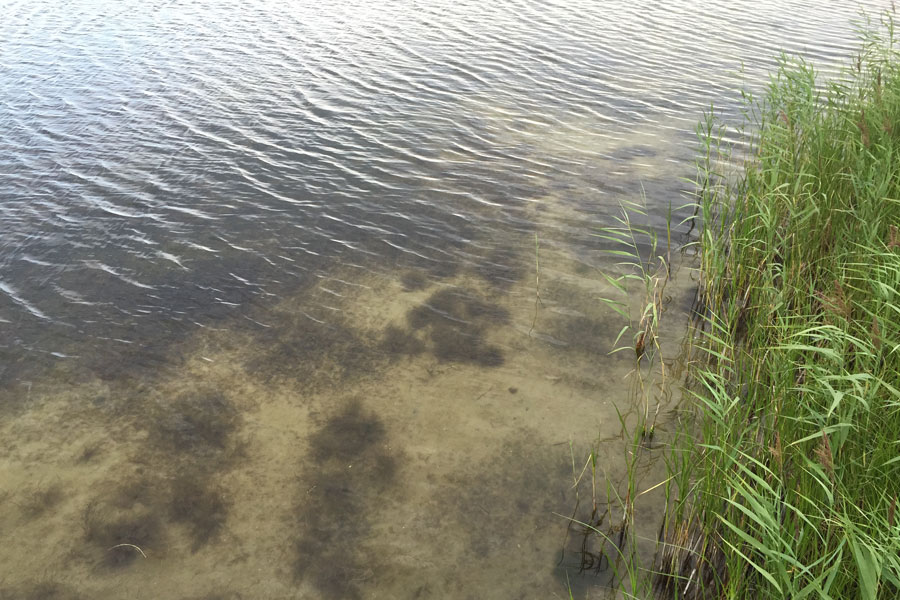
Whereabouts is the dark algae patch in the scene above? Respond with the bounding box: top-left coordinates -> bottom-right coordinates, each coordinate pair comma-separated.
292,400 -> 399,599
431,322 -> 505,366
82,491 -> 164,569
167,472 -> 230,552
540,279 -> 619,355
75,442 -> 103,464
447,435 -> 569,559
245,311 -> 384,390
75,386 -> 244,567
400,269 -> 429,292
473,247 -> 527,291
407,287 -> 509,367
407,288 -> 510,329
17,483 -> 63,520
147,391 -> 239,461
0,582 -> 84,600
142,391 -> 240,550
380,324 -> 426,358
305,400 -> 395,471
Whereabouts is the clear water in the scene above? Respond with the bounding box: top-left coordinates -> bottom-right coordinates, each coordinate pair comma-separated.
0,1 -> 889,597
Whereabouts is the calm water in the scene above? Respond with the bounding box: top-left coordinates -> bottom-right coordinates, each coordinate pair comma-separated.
0,1 -> 888,598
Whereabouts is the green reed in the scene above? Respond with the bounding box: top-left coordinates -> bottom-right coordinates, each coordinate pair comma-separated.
658,12 -> 900,600
573,189 -> 675,599
583,11 -> 900,600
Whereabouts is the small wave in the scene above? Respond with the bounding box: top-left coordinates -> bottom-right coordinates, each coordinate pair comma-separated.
81,261 -> 155,289
0,280 -> 50,320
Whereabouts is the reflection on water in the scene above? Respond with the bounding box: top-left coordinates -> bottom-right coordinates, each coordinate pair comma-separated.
0,0 -> 889,597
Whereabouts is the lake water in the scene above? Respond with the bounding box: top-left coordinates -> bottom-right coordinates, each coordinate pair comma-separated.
0,1 -> 889,598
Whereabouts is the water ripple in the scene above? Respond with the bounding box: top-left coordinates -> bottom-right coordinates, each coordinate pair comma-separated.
0,0 -> 892,372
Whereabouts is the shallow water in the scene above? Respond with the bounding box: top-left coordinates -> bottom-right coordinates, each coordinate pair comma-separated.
0,1 -> 891,597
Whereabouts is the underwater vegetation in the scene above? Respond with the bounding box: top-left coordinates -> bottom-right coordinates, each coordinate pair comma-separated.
246,313 -> 378,390
17,483 -> 63,520
473,247 -> 527,291
380,324 -> 426,357
75,388 -> 242,569
292,400 -> 398,599
407,288 -> 509,367
82,491 -> 164,569
0,581 -> 84,600
400,270 -> 429,292
167,472 -> 230,552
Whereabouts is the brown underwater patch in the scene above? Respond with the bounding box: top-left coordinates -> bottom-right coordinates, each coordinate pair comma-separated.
400,270 -> 429,292
443,435 -> 569,559
82,490 -> 165,569
76,386 -> 244,568
380,325 -> 426,358
167,471 -> 231,552
244,313 -> 385,391
17,482 -> 64,521
406,287 -> 509,367
0,581 -> 84,600
292,399 -> 400,599
473,246 -> 527,291
145,390 -> 240,465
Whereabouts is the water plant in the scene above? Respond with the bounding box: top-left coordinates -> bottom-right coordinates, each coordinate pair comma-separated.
582,10 -> 900,600
660,12 -> 900,600
557,191 -> 677,598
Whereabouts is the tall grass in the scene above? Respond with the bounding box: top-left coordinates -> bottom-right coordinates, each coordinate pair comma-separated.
657,12 -> 900,600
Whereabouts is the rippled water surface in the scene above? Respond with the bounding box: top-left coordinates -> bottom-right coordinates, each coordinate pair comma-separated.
0,1 -> 890,597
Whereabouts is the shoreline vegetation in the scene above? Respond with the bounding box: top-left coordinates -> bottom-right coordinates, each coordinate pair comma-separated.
588,10 -> 900,600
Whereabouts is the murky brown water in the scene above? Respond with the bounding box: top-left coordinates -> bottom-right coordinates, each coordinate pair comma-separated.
0,1 -> 891,597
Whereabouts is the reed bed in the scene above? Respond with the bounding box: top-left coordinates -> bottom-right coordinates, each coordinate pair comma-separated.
656,14 -> 900,600
584,12 -> 900,600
